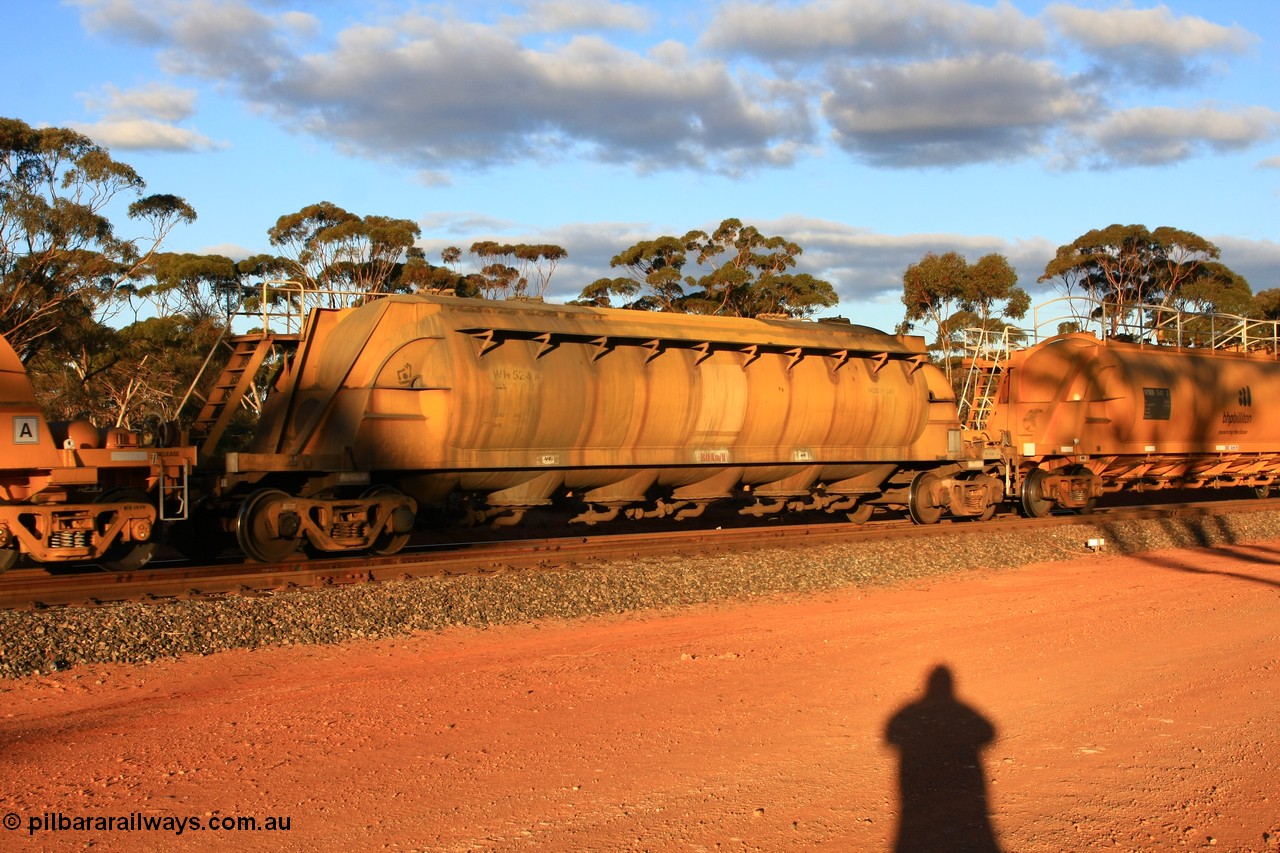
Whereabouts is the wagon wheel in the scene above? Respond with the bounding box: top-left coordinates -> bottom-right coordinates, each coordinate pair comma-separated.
95,489 -> 159,572
966,473 -> 999,522
364,485 -> 413,556
1253,484 -> 1272,499
845,502 -> 874,525
1019,468 -> 1053,519
1066,465 -> 1098,515
236,489 -> 301,563
907,472 -> 944,525
0,547 -> 18,574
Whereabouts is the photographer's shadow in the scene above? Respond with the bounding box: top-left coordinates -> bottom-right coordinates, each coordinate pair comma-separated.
885,664 -> 1002,853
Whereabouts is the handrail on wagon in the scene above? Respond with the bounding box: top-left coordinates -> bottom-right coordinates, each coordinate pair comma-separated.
958,296 -> 1280,431
241,280 -> 420,335
177,280 -> 383,423
252,280 -> 363,336
1005,295 -> 1280,357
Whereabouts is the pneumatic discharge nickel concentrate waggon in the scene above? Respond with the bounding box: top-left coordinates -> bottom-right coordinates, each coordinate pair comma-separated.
4,291 -> 1280,569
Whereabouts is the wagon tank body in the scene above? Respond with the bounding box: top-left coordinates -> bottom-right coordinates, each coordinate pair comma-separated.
215,293 -> 989,558
977,332 -> 1280,515
0,331 -> 193,572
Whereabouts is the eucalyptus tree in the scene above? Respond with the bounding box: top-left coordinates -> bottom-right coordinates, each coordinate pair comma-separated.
30,252 -> 238,430
388,246 -> 482,297
469,241 -> 567,299
1173,262 -> 1253,316
0,116 -> 195,362
578,234 -> 696,312
683,218 -> 837,317
267,202 -> 420,308
136,252 -> 244,321
1038,224 -> 1234,333
578,218 -> 836,317
1253,288 -> 1280,320
900,251 -> 1028,382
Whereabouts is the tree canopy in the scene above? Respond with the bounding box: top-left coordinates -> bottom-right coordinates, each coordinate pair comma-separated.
29,313 -> 225,431
1174,261 -> 1254,317
0,116 -> 195,362
577,218 -> 837,318
900,250 -> 1028,381
6,116 -> 1268,437
266,202 -> 421,308
1038,224 -> 1246,315
470,241 -> 566,300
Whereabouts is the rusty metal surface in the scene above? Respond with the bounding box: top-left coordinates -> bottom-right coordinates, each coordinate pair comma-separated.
984,333 -> 1280,488
0,332 -> 197,568
240,294 -> 961,514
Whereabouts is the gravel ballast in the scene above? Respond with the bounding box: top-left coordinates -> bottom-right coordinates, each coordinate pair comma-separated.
2,510 -> 1276,679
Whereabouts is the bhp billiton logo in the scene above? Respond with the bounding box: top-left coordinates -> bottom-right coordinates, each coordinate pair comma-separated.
1224,386 -> 1255,426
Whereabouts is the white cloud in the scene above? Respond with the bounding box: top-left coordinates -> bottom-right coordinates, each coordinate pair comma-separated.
75,82 -> 214,151
66,0 -> 1278,174
418,212 -> 521,237
81,82 -> 196,123
74,1 -> 809,173
272,22 -> 811,173
158,0 -> 295,81
414,170 -> 454,188
197,241 -> 253,260
823,55 -> 1094,167
702,0 -> 1044,62
1046,3 -> 1258,86
1082,105 -> 1280,167
70,0 -> 170,43
75,117 -> 217,151
517,0 -> 651,34
1048,4 -> 1255,54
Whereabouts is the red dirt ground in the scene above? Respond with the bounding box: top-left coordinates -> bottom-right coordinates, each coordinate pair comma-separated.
2,541 -> 1279,852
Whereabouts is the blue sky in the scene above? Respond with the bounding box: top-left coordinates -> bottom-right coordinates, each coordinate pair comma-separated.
4,0 -> 1278,333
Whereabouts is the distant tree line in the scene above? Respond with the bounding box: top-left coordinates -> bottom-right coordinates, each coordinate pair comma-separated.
0,117 -> 846,433
2,115 -> 1271,435
898,224 -> 1265,383
575,218 -> 837,318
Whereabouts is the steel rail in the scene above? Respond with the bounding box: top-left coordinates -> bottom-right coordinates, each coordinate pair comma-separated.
0,498 -> 1274,610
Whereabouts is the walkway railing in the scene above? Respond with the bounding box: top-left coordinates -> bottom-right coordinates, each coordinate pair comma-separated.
1022,295 -> 1280,355
958,297 -> 1280,431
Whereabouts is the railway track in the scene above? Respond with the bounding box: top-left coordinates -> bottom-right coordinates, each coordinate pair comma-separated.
1,496 -> 1273,611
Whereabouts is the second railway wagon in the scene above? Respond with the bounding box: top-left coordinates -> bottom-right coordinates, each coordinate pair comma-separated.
970,330 -> 1280,516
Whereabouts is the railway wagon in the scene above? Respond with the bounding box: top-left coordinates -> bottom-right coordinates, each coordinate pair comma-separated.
210,294 -> 995,561
973,332 -> 1280,516
0,331 -> 193,573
